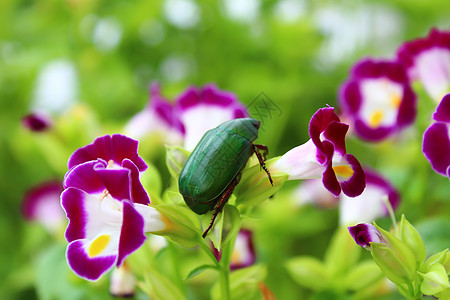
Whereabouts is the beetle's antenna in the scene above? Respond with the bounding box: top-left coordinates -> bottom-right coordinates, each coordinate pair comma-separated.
252,144 -> 273,186
202,178 -> 239,238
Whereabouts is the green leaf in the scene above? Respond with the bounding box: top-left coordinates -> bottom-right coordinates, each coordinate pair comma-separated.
344,260 -> 384,291
418,263 -> 449,296
141,269 -> 187,300
211,264 -> 267,300
208,204 -> 241,252
399,215 -> 426,267
285,256 -> 328,291
324,226 -> 361,279
370,243 -> 411,286
165,145 -> 190,179
421,249 -> 448,273
185,264 -> 218,280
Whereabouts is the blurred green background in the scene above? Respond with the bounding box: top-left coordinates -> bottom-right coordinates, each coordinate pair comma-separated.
1,0 -> 449,299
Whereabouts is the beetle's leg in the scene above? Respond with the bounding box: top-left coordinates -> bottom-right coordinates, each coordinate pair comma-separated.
202,177 -> 239,238
253,144 -> 268,160
252,144 -> 273,186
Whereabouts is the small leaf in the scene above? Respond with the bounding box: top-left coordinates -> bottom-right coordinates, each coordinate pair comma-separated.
165,145 -> 190,179
286,256 -> 328,290
371,243 -> 411,286
185,264 -> 218,280
399,215 -> 426,267
142,269 -> 187,300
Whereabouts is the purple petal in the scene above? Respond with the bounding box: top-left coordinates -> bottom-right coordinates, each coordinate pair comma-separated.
433,94 -> 450,122
22,180 -> 63,220
339,154 -> 366,197
322,163 -> 341,197
68,135 -> 147,172
423,122 -> 450,176
323,121 -> 349,155
66,240 -> 117,281
61,187 -> 87,242
353,119 -> 395,142
64,160 -> 106,193
308,106 -> 341,152
22,112 -> 52,132
122,159 -> 150,205
116,201 -> 146,267
94,164 -> 131,202
348,223 -> 384,249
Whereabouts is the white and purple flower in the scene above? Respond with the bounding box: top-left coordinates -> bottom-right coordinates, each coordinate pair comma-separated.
230,229 -> 256,270
273,106 -> 366,197
348,223 -> 385,250
22,180 -> 65,233
176,84 -> 248,150
125,83 -> 248,150
422,94 -> 450,178
339,169 -> 400,225
61,134 -> 166,281
124,83 -> 184,145
397,28 -> 450,103
339,59 -> 417,142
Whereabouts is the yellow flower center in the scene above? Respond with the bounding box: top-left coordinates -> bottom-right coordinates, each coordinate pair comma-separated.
369,110 -> 384,128
88,234 -> 111,257
333,165 -> 354,180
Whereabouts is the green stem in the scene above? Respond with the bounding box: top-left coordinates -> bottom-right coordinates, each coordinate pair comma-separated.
197,237 -> 221,268
382,195 -> 397,231
219,237 -> 234,300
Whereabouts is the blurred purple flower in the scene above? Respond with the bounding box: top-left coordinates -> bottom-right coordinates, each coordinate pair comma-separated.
22,180 -> 65,233
348,223 -> 386,250
273,106 -> 366,197
339,59 -> 416,141
22,112 -> 52,132
397,28 -> 450,102
124,83 -> 184,145
230,229 -> 256,270
109,264 -> 136,298
61,134 -> 166,281
339,169 -> 400,225
125,83 -> 248,151
423,94 -> 450,178
176,84 -> 248,150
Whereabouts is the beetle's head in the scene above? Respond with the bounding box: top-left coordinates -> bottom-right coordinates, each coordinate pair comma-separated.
249,119 -> 261,130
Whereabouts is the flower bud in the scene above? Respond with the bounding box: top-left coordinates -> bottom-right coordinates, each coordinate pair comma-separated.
418,263 -> 449,296
348,223 -> 385,250
399,215 -> 426,267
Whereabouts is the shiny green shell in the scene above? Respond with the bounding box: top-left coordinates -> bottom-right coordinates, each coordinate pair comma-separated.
178,118 -> 260,214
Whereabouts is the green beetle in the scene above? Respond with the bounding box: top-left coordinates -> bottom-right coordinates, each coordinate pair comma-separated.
179,118 -> 272,238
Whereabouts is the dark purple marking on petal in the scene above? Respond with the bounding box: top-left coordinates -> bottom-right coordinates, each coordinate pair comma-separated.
116,201 -> 147,267
339,80 -> 362,115
351,59 -> 409,83
64,161 -> 106,193
339,154 -> 366,197
323,121 -> 349,155
364,168 -> 400,212
322,163 -> 341,197
61,187 -> 88,242
396,84 -> 417,127
22,180 -> 63,220
176,86 -> 200,111
22,113 -> 52,132
68,135 -> 112,169
66,240 -> 116,281
348,223 -> 383,248
122,159 -> 150,205
68,135 -> 147,172
423,122 -> 450,176
353,119 -> 394,142
433,94 -> 450,122
111,134 -> 147,172
200,84 -> 237,106
94,165 -> 131,202
309,107 -> 341,150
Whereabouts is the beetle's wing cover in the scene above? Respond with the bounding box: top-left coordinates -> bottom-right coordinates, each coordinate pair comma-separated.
179,127 -> 252,214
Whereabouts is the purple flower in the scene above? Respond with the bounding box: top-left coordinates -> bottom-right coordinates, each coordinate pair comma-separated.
423,94 -> 450,178
397,28 -> 450,102
339,169 -> 400,225
230,229 -> 256,270
124,83 -> 184,144
339,59 -> 417,142
176,84 -> 248,150
109,264 -> 136,298
61,135 -> 166,281
22,112 -> 52,132
273,106 -> 366,197
348,223 -> 385,249
22,180 -> 65,233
